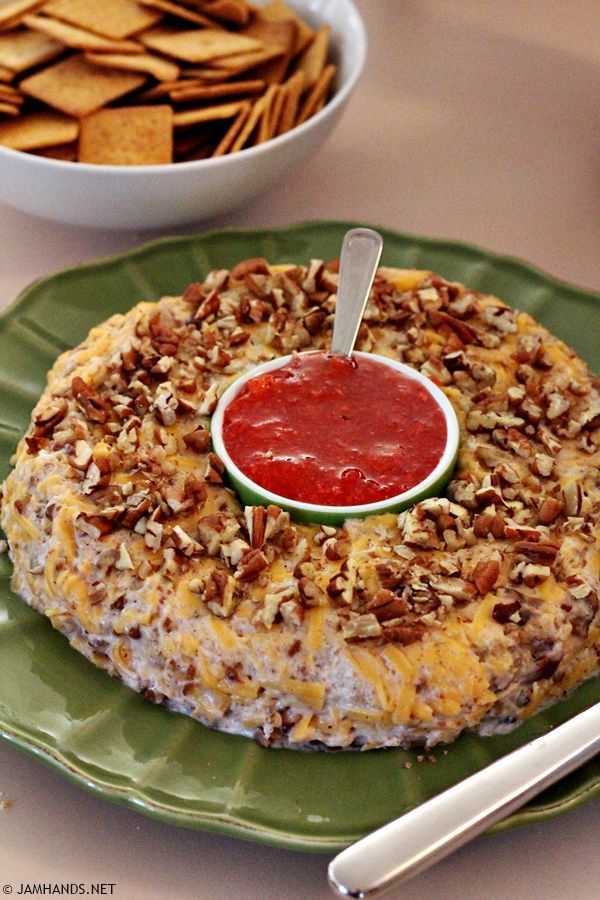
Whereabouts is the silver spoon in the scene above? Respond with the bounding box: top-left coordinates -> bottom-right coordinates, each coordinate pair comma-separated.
331,228 -> 384,357
328,701 -> 600,898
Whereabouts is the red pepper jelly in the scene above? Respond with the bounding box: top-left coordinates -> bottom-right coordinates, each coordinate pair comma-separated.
220,352 -> 448,507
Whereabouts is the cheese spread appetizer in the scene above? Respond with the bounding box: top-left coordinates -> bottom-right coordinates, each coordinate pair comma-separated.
2,259 -> 599,749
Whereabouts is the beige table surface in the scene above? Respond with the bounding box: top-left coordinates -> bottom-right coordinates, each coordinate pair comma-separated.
1,2 -> 599,897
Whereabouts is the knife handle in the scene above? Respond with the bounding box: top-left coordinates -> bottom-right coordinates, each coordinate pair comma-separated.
328,703 -> 600,898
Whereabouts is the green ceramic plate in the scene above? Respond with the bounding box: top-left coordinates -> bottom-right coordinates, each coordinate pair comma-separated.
1,221 -> 599,852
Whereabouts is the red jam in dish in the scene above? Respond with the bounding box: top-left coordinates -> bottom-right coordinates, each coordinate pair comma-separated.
221,352 -> 447,507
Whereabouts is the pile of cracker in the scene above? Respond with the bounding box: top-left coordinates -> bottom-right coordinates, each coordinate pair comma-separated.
0,0 -> 335,164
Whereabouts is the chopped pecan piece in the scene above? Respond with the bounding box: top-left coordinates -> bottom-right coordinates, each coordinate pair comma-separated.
121,496 -> 152,529
230,257 -> 270,280
149,311 -> 179,356
182,426 -> 211,453
298,577 -> 325,607
537,497 -> 562,525
193,292 -> 220,321
204,452 -> 225,483
513,541 -> 559,563
326,559 -> 358,606
70,439 -> 93,471
236,548 -> 268,582
381,621 -> 427,646
245,505 -> 267,548
182,282 -> 204,304
77,512 -> 115,537
429,310 -> 480,344
197,514 -> 239,555
33,399 -> 68,436
205,569 -> 236,617
366,589 -> 410,622
303,307 -> 327,335
342,613 -> 382,642
472,559 -> 500,595
472,514 -> 505,539
71,377 -> 111,424
492,599 -> 521,624
562,481 -> 582,516
25,434 -> 47,454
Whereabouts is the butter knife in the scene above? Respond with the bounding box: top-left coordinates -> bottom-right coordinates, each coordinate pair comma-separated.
328,702 -> 600,898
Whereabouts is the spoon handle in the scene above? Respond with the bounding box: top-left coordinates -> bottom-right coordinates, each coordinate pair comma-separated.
327,701 -> 600,899
331,228 -> 383,357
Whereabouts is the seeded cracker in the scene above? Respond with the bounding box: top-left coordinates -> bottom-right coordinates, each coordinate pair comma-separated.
21,54 -> 146,117
42,0 -> 162,40
79,104 -> 172,163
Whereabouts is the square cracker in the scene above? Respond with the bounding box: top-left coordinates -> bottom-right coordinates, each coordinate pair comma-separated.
241,18 -> 297,84
0,26 -> 63,73
42,0 -> 162,40
296,24 -> 329,90
169,78 -> 264,102
78,105 -> 173,164
85,50 -> 180,82
139,26 -> 263,63
137,0 -> 212,27
296,62 -> 335,124
21,53 -> 146,117
22,14 -> 144,53
172,99 -> 244,127
0,109 -> 78,149
258,0 -> 313,55
0,0 -> 46,28
34,140 -> 77,159
189,0 -> 250,27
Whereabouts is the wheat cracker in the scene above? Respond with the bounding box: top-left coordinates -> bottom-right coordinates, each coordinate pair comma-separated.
85,50 -> 180,82
79,104 -> 173,163
0,108 -> 78,148
258,0 -> 313,55
0,26 -> 62,73
22,14 -> 144,53
43,0 -> 162,40
172,98 -> 243,127
21,53 -> 146,117
139,26 -> 262,63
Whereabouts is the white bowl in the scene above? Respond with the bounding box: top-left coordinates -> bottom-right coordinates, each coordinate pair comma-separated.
211,352 -> 461,526
0,0 -> 366,230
